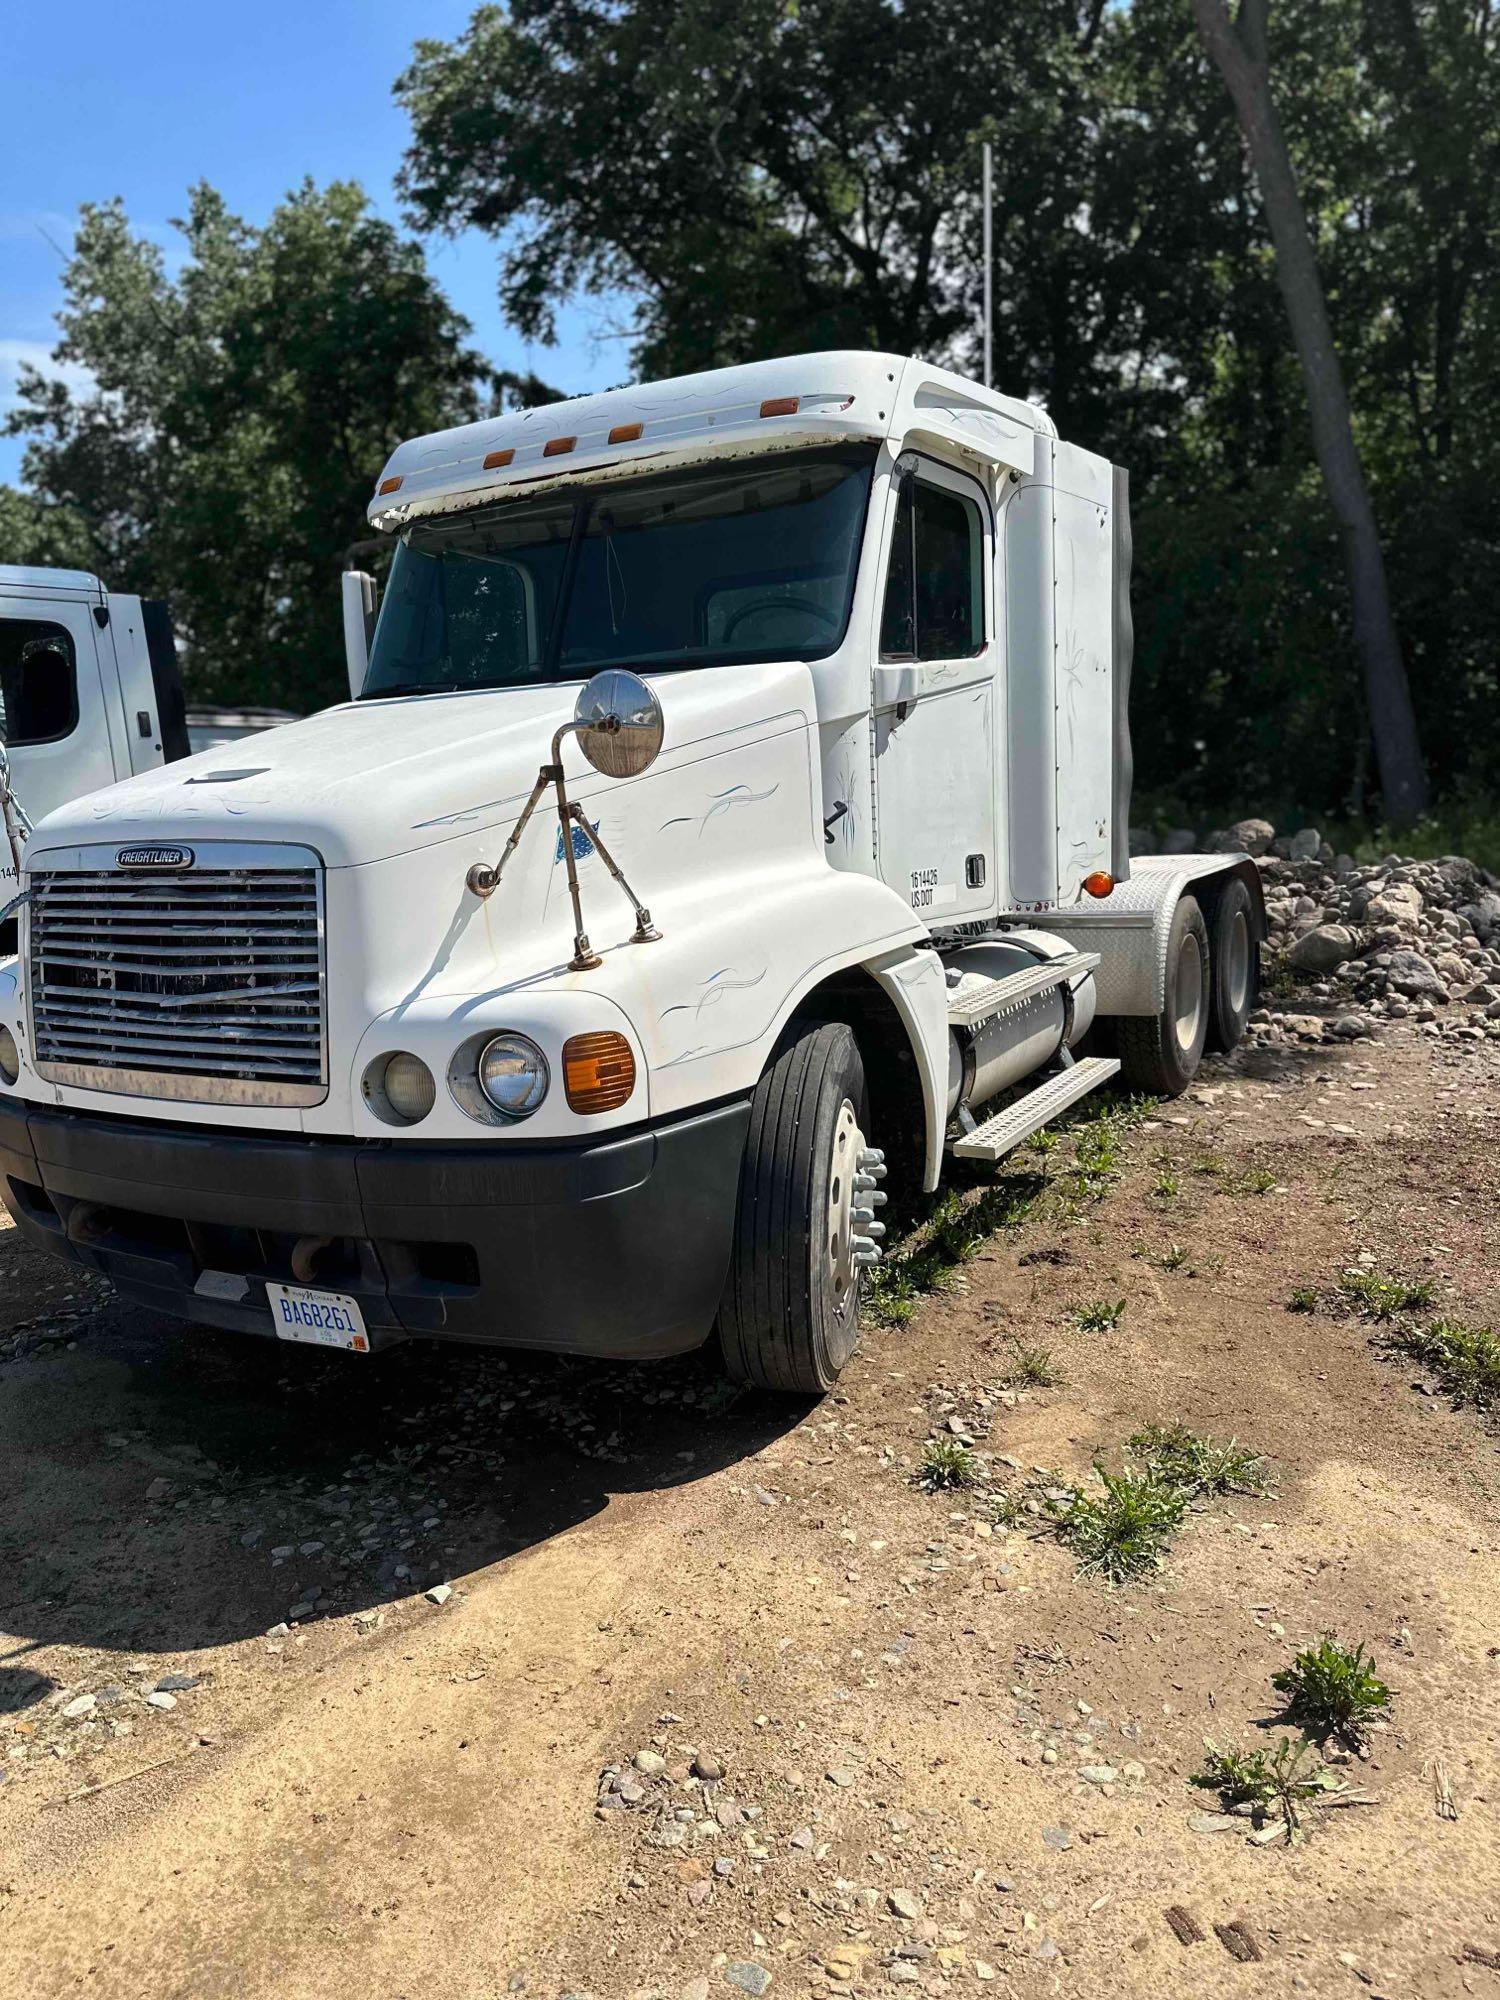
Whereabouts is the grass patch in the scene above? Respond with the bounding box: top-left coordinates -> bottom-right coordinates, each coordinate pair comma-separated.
1389,1319 -> 1500,1409
1272,1636 -> 1391,1750
1338,1271 -> 1436,1321
1191,1737 -> 1328,1843
917,1437 -> 981,1492
1047,1465 -> 1187,1584
1071,1297 -> 1126,1334
1222,1166 -> 1278,1196
865,1177 -> 1042,1327
1287,1285 -> 1320,1314
1006,1343 -> 1063,1389
1152,1171 -> 1180,1199
1128,1421 -> 1272,1497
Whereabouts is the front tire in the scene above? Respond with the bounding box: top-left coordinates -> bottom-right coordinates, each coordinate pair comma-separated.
718,1020 -> 873,1396
1118,894 -> 1210,1097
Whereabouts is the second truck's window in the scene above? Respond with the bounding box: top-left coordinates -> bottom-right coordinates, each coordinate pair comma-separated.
879,473 -> 984,662
0,619 -> 79,746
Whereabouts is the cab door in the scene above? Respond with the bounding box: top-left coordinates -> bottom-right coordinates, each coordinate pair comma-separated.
0,595 -> 120,825
871,456 -> 997,923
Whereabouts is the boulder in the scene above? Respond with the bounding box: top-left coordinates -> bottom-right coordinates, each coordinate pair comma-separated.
1385,948 -> 1446,998
1288,924 -> 1355,974
1288,827 -> 1322,861
1214,817 -> 1275,857
1459,892 -> 1500,941
1365,883 -> 1424,928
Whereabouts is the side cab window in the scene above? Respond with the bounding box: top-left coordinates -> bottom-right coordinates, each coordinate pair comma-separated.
0,619 -> 79,746
878,464 -> 985,662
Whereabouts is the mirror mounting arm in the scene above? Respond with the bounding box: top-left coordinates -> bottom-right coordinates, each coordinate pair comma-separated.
464,707 -> 661,972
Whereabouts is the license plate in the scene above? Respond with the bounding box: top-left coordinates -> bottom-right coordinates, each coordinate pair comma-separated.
266,1282 -> 370,1352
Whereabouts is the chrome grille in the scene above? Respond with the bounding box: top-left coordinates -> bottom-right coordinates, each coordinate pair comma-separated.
29,856 -> 327,1107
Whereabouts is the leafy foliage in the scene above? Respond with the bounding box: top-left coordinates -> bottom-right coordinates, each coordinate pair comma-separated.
1071,1298 -> 1126,1334
1192,1736 -> 1328,1840
3,183 -> 490,711
1391,1319 -> 1500,1410
1337,1271 -> 1436,1321
1272,1636 -> 1391,1748
1128,1421 -> 1272,1496
917,1437 -> 981,1491
1047,1465 -> 1188,1583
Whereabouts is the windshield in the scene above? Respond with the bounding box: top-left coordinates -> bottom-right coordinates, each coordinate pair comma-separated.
361,444 -> 877,698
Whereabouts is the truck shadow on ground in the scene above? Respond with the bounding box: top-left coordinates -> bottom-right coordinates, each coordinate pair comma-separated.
0,1301 -> 804,1670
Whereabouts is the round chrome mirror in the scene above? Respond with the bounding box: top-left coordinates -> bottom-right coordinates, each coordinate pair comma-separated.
574,670 -> 664,780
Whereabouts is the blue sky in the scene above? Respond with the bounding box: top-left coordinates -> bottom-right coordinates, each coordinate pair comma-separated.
0,0 -> 633,487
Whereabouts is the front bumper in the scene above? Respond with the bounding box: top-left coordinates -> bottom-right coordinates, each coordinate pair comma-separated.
0,1095 -> 751,1359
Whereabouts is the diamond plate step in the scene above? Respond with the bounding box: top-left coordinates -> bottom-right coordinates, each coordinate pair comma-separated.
945,951 -> 1100,1028
950,1055 -> 1121,1162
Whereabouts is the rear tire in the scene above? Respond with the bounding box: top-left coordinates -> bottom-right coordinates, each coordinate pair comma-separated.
1118,894 -> 1209,1097
1205,876 -> 1258,1052
718,1020 -> 872,1396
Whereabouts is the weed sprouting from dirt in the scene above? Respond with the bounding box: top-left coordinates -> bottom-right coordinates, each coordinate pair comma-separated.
1192,1737 -> 1328,1843
1158,1243 -> 1191,1271
1388,1319 -> 1500,1409
917,1437 -> 981,1492
1287,1285 -> 1320,1314
1337,1271 -> 1435,1321
1152,1171 -> 1180,1199
1071,1297 -> 1126,1334
1007,1344 -> 1063,1389
1272,1636 -> 1391,1749
866,1175 -> 1045,1328
1223,1166 -> 1279,1196
1128,1421 -> 1272,1497
1046,1465 -> 1187,1583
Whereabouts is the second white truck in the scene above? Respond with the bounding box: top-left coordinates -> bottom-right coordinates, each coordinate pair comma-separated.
0,352 -> 1262,1393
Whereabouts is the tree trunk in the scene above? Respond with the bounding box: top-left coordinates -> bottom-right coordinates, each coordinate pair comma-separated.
1191,0 -> 1429,823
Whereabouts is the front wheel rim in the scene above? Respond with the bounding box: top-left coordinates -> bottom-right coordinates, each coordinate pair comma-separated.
827,1097 -> 862,1314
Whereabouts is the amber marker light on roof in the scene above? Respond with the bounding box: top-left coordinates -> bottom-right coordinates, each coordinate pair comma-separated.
759,396 -> 800,418
562,1032 -> 636,1115
608,422 -> 643,444
483,447 -> 515,469
543,435 -> 577,457
1083,871 -> 1115,898
377,475 -> 403,495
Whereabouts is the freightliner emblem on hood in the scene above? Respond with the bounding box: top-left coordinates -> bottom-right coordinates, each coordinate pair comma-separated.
116,845 -> 195,870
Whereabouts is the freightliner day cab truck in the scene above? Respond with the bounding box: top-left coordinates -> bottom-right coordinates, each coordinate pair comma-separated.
0,354 -> 1263,1394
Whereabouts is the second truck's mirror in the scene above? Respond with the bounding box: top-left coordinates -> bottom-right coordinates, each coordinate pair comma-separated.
574,670 -> 664,780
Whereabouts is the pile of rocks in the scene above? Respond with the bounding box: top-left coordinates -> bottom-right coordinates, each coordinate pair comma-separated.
1193,817 -> 1500,1043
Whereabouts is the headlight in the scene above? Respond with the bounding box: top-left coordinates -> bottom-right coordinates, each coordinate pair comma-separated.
363,1050 -> 436,1126
478,1033 -> 549,1120
0,1024 -> 18,1087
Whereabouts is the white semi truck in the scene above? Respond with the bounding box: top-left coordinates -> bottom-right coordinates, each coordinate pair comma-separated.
0,566 -> 191,950
0,353 -> 1262,1393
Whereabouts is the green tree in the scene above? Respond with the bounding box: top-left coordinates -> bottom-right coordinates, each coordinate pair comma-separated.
4,181 -> 488,711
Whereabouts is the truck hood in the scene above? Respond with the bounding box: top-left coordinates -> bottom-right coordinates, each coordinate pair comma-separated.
24,667 -> 817,872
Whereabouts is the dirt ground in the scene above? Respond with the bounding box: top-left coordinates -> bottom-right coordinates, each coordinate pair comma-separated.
2,1023 -> 1498,2000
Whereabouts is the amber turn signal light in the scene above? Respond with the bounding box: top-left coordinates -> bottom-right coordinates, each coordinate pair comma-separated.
759,396 -> 800,418
483,447 -> 514,469
608,422 -> 643,444
543,435 -> 577,457
377,475 -> 403,495
1083,871 -> 1115,898
562,1031 -> 636,1114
